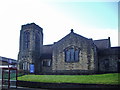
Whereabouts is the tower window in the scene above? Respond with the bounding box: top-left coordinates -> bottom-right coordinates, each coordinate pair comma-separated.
35,32 -> 40,50
23,31 -> 30,49
65,48 -> 80,62
23,62 -> 27,70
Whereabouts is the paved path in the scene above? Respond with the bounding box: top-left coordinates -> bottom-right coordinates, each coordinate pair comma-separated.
9,87 -> 47,90
0,80 -> 46,90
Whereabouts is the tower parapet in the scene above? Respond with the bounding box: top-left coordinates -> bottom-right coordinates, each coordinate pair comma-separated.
22,23 -> 43,32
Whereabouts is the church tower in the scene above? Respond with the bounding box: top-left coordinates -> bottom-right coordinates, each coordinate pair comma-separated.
18,23 -> 43,74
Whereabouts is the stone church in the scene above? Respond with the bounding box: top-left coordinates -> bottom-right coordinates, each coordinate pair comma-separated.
18,23 -> 120,74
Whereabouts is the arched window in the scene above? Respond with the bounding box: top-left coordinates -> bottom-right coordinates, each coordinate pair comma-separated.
65,47 -> 80,62
71,49 -> 75,61
66,49 -> 70,62
75,50 -> 79,61
23,63 -> 25,70
22,62 -> 28,70
35,32 -> 40,50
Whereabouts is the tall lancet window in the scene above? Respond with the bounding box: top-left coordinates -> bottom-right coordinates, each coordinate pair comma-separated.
23,31 -> 30,50
35,32 -> 40,50
75,50 -> 79,61
65,47 -> 80,62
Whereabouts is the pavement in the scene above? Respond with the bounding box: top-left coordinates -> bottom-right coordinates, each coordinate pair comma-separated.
3,87 -> 48,90
0,80 -> 47,90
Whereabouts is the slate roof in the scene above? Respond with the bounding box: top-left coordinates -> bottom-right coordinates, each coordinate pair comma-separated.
42,44 -> 53,54
41,31 -> 112,59
41,44 -> 53,59
93,38 -> 111,49
40,54 -> 52,59
54,29 -> 90,45
98,47 -> 120,56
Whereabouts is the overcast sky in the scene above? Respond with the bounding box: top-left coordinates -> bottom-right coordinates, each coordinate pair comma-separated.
0,0 -> 119,59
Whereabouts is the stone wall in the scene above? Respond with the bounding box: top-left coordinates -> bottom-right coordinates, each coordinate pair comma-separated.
52,32 -> 98,74
98,47 -> 120,72
18,23 -> 43,74
17,23 -> 120,75
41,59 -> 52,74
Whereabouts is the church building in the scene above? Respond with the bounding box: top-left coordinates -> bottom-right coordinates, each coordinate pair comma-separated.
18,23 -> 120,74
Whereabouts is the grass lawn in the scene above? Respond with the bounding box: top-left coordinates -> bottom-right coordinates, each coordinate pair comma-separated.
17,73 -> 120,85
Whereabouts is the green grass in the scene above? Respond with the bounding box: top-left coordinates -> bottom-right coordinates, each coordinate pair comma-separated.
18,73 -> 120,85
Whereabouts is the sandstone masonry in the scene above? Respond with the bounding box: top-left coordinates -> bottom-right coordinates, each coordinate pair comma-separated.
18,23 -> 120,74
